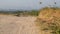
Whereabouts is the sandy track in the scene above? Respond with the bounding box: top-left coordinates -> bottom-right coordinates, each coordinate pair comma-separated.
0,15 -> 40,34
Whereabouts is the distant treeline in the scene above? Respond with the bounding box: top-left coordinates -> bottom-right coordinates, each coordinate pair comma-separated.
0,10 -> 39,16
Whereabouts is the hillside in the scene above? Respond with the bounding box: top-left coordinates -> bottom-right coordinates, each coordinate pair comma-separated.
36,7 -> 60,34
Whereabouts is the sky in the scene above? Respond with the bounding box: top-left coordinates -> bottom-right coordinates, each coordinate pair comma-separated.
0,0 -> 60,10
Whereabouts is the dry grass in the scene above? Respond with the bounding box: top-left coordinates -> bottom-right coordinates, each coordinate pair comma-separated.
35,7 -> 60,34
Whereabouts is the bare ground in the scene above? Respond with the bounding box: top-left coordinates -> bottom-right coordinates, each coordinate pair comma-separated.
0,15 -> 40,34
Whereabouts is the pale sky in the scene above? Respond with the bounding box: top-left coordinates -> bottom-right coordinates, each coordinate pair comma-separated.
0,0 -> 60,10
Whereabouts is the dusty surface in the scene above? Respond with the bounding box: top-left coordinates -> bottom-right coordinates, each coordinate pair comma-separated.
0,15 -> 40,34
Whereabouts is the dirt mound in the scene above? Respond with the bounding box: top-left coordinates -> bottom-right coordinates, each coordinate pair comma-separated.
36,7 -> 60,34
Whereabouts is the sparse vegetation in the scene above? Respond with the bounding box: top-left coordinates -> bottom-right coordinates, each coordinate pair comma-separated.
0,10 -> 39,16
36,7 -> 60,34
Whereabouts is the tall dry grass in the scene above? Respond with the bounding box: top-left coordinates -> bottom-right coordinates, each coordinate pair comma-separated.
35,7 -> 60,34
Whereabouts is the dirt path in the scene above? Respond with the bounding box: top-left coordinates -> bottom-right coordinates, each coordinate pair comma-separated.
0,15 -> 40,34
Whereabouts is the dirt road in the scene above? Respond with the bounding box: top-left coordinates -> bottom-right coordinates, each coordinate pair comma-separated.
0,15 -> 40,34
